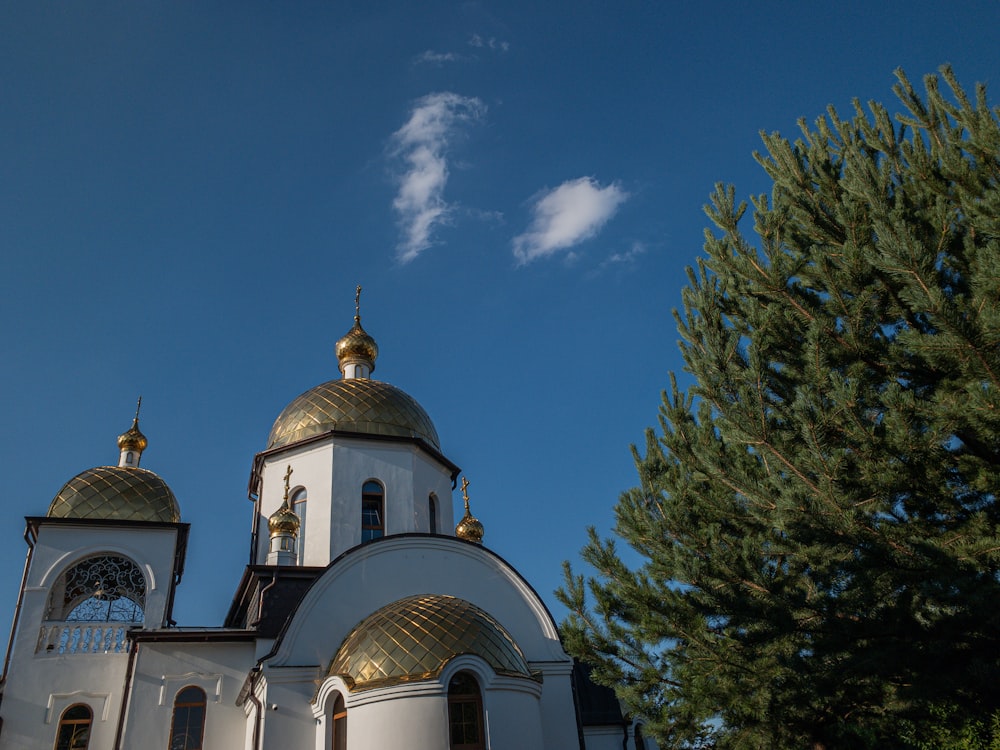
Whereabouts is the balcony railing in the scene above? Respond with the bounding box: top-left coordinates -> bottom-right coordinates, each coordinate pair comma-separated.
36,621 -> 137,655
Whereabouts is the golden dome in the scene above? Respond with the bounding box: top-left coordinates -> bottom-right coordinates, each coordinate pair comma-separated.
47,466 -> 180,523
117,417 -> 148,453
335,318 -> 379,372
455,477 -> 484,544
268,502 -> 300,535
328,594 -> 530,692
267,378 -> 440,450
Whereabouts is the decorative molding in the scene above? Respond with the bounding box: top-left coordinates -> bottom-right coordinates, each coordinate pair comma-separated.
45,691 -> 111,723
158,673 -> 223,705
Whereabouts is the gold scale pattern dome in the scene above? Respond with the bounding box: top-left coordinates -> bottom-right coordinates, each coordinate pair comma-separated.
328,594 -> 530,692
47,466 -> 180,523
267,378 -> 440,450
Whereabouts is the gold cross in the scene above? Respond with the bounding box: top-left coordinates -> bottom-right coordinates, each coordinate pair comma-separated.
283,465 -> 293,501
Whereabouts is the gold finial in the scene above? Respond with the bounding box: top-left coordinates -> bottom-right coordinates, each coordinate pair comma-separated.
283,465 -> 293,503
455,476 -> 484,544
355,284 -> 362,321
117,396 -> 148,455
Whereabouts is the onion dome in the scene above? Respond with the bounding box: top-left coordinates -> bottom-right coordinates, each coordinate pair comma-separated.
268,501 -> 300,536
267,378 -> 440,450
117,418 -> 147,454
455,477 -> 484,544
47,466 -> 180,523
328,594 -> 530,692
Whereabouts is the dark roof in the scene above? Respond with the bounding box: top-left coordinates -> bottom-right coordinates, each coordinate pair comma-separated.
225,565 -> 326,636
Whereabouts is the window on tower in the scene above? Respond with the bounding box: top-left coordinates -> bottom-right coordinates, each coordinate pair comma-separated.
54,704 -> 92,750
47,555 -> 146,624
429,493 -> 438,534
291,487 -> 307,557
361,481 -> 384,542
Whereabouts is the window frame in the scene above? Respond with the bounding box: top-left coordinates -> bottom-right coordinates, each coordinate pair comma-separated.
291,486 -> 307,556
429,493 -> 438,534
447,671 -> 485,750
330,692 -> 347,750
168,685 -> 207,750
361,480 -> 384,543
54,703 -> 92,750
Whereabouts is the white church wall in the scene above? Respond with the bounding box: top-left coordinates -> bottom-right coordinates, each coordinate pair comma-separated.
258,441 -> 334,566
257,436 -> 456,567
121,639 -> 255,749
0,651 -> 129,750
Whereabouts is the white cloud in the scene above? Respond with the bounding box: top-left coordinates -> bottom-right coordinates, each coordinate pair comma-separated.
468,34 -> 509,52
390,92 -> 485,263
605,241 -> 647,266
512,177 -> 629,265
414,50 -> 461,65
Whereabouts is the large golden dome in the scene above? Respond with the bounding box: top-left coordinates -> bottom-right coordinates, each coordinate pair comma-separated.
267,378 -> 440,450
328,594 -> 530,692
47,466 -> 180,523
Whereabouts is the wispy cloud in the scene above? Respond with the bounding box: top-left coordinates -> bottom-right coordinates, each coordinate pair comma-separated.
468,34 -> 509,52
390,92 -> 485,263
414,50 -> 462,65
512,177 -> 629,265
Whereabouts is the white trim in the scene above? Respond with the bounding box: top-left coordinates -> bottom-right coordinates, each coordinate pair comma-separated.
37,545 -> 157,593
157,673 -> 224,705
45,691 -> 111,723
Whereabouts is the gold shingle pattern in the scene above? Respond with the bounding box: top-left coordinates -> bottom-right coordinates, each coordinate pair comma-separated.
267,379 -> 440,450
47,466 -> 180,523
329,594 -> 530,691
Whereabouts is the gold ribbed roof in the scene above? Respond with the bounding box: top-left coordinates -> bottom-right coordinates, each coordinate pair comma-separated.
329,594 -> 530,692
47,466 -> 180,523
267,378 -> 440,450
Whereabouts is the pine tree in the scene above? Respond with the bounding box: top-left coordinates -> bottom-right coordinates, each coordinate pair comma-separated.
558,67 -> 1000,750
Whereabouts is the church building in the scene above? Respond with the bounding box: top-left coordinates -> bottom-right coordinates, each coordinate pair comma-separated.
0,291 -> 649,750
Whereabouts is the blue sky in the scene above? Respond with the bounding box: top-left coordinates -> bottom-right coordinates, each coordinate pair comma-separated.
2,1 -> 999,635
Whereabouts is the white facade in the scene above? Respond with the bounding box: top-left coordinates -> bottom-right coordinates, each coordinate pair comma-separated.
0,311 -> 646,750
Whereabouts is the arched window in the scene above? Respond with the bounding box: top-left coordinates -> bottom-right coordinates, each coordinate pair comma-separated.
47,555 -> 145,623
331,693 -> 347,750
361,481 -> 384,543
634,723 -> 646,750
169,686 -> 206,750
55,704 -> 91,750
448,672 -> 484,750
291,487 -> 307,556
429,493 -> 438,534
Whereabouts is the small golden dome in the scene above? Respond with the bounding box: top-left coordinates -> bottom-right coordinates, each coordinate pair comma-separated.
328,594 -> 529,692
268,501 -> 300,536
117,417 -> 148,453
335,318 -> 379,372
48,466 -> 180,523
455,477 -> 484,544
267,378 -> 440,450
